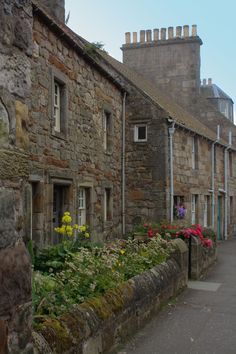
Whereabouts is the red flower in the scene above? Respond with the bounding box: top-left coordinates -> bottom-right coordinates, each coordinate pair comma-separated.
148,229 -> 154,238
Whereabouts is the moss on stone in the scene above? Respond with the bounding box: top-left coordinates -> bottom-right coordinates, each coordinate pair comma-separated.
39,318 -> 72,354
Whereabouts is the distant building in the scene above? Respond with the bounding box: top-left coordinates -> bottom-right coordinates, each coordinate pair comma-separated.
201,78 -> 234,122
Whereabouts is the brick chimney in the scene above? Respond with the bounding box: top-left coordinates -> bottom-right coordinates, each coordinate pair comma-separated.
122,25 -> 202,108
40,0 -> 65,22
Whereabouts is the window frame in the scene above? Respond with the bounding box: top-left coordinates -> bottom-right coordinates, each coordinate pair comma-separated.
104,187 -> 112,222
191,194 -> 198,225
51,68 -> 68,138
134,124 -> 147,142
103,110 -> 113,153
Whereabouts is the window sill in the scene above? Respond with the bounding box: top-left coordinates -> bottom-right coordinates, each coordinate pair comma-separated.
104,220 -> 113,229
51,130 -> 67,141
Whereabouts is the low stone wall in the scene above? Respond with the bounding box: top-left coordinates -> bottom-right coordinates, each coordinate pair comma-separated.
190,236 -> 217,280
33,239 -> 188,354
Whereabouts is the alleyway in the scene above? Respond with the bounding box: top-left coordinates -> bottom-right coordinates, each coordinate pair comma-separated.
117,238 -> 236,354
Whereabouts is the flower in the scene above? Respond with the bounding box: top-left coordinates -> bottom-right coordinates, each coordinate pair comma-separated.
120,249 -> 125,255
85,232 -> 90,238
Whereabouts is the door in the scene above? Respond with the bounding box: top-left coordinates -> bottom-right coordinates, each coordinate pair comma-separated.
53,185 -> 68,244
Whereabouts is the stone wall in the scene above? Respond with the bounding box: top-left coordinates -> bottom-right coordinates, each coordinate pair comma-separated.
30,13 -> 123,245
0,1 -> 33,353
124,87 -> 169,230
33,239 -> 188,354
172,128 -> 236,238
122,26 -> 202,109
189,236 -> 217,279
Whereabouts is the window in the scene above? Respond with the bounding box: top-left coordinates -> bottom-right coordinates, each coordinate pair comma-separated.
104,188 -> 112,222
53,184 -> 70,244
134,124 -> 147,142
78,187 -> 91,226
203,195 -> 211,227
192,136 -> 198,169
103,111 -> 112,152
191,194 -> 198,225
51,69 -> 67,137
54,81 -> 61,132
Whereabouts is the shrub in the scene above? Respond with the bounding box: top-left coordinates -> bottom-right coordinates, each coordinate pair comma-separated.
33,237 -> 173,322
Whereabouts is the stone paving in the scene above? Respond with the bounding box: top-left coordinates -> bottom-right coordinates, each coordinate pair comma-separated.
117,238 -> 236,354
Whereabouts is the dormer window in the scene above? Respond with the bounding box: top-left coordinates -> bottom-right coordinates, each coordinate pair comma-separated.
134,124 -> 147,142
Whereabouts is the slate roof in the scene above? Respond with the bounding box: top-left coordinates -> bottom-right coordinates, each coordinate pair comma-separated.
32,0 -> 231,146
201,84 -> 234,102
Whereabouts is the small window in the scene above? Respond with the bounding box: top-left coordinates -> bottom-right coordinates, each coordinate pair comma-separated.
203,195 -> 211,227
134,124 -> 147,142
78,187 -> 91,226
51,69 -> 67,137
54,81 -> 61,132
191,194 -> 198,225
104,188 -> 112,222
103,111 -> 112,152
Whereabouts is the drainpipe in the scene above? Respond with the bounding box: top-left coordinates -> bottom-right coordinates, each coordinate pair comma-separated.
168,120 -> 175,223
224,131 -> 232,240
122,92 -> 127,236
211,125 -> 220,229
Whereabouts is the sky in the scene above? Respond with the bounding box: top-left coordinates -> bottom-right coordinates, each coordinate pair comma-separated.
65,0 -> 236,118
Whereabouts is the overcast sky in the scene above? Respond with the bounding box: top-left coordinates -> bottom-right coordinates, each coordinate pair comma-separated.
65,0 -> 236,119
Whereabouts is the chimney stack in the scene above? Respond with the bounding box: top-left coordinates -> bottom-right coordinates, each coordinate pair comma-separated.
40,0 -> 65,23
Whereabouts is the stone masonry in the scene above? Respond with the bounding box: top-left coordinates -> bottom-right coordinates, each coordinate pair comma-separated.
0,1 -> 33,353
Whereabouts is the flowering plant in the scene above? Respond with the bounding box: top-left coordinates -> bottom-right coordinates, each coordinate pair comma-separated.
54,211 -> 90,239
174,204 -> 187,219
175,224 -> 213,248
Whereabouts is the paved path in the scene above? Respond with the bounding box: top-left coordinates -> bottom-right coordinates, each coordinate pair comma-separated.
117,238 -> 236,354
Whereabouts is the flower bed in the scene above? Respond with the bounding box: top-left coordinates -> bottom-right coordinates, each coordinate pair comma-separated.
33,237 -> 174,324
33,239 -> 188,354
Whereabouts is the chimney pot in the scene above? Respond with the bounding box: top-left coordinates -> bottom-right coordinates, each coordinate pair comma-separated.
203,79 -> 207,86
208,78 -> 212,85
160,28 -> 166,40
146,30 -> 152,42
133,32 -> 137,43
176,26 -> 182,37
168,27 -> 174,39
192,25 -> 197,36
183,25 -> 189,37
153,28 -> 159,41
125,32 -> 131,44
140,30 -> 145,43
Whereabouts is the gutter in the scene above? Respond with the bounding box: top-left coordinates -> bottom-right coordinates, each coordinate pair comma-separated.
168,119 -> 176,223
223,132 -> 232,240
211,125 -> 220,229
122,92 -> 127,235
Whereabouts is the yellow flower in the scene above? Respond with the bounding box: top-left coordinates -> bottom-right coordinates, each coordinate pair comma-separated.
74,224 -> 79,229
79,225 -> 86,232
85,232 -> 90,238
64,211 -> 70,216
120,249 -> 125,255
62,215 -> 72,223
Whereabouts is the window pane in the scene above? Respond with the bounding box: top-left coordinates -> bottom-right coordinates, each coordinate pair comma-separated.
138,126 -> 146,140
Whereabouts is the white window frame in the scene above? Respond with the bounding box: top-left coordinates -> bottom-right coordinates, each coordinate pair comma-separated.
103,111 -> 112,151
78,187 -> 86,226
134,124 -> 147,142
54,81 -> 61,132
191,195 -> 197,224
203,196 -> 208,227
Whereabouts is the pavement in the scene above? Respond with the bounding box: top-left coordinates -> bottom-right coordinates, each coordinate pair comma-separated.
117,237 -> 236,354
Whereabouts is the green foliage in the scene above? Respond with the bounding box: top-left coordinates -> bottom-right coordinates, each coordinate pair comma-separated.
84,41 -> 107,58
202,227 -> 216,242
33,237 -> 173,323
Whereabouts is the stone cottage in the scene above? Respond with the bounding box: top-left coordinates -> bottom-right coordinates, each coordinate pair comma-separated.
1,0 -> 236,252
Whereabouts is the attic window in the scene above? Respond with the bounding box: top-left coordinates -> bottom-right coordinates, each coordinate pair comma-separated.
134,124 -> 147,142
